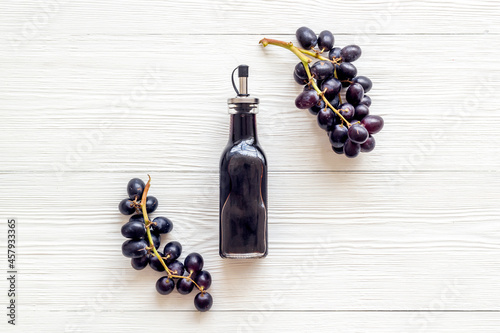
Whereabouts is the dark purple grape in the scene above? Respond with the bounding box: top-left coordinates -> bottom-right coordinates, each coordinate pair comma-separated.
340,45 -> 362,62
317,107 -> 335,130
145,196 -> 158,213
131,255 -> 149,270
150,252 -> 166,272
296,26 -> 317,49
360,135 -> 376,152
332,145 -> 344,154
167,260 -> 185,276
317,30 -> 334,51
156,276 -> 175,295
293,72 -> 308,85
348,123 -> 369,144
308,100 -> 325,116
177,278 -> 194,295
151,216 -> 173,235
194,292 -> 213,312
294,62 -> 309,80
311,61 -> 334,80
122,239 -> 148,258
354,104 -> 370,120
361,115 -> 384,134
129,214 -> 144,224
329,124 -> 348,148
360,95 -> 372,107
346,83 -> 364,106
338,103 -> 355,121
151,233 -> 161,249
320,78 -> 342,101
352,76 -> 373,93
344,139 -> 361,158
127,178 -> 145,200
194,271 -> 212,290
163,241 -> 182,262
293,73 -> 309,85
184,253 -> 204,274
118,199 -> 136,215
295,90 -> 320,109
336,62 -> 357,81
303,84 -> 314,91
329,94 -> 340,109
121,220 -> 146,239
328,47 -> 341,60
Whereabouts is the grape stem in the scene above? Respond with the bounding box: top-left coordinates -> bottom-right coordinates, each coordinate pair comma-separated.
140,175 -> 205,292
259,38 -> 351,127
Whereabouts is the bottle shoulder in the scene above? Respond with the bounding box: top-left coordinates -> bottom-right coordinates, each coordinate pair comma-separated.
220,140 -> 267,166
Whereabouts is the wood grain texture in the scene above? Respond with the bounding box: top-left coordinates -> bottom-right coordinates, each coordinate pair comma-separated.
1,0 -> 500,332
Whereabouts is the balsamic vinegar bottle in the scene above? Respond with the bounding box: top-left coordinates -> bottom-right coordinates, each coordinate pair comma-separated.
219,65 -> 268,259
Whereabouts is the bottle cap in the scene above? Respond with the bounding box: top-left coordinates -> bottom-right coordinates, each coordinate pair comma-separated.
228,65 -> 259,112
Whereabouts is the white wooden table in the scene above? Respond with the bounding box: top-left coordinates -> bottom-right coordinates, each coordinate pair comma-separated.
1,1 -> 500,332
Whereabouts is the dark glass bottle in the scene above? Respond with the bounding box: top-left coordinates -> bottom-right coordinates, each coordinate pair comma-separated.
219,65 -> 268,259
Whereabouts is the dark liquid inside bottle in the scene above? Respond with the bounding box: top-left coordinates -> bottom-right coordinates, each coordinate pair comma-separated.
219,111 -> 268,258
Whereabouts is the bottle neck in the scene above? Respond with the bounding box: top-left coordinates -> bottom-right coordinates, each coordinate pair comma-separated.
229,112 -> 258,143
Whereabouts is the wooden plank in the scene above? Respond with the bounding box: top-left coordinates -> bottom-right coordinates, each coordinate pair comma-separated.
1,0 -> 499,39
4,172 -> 500,311
0,35 -> 499,172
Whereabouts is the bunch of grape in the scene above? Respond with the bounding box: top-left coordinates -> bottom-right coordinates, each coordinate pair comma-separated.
260,27 -> 384,158
118,177 -> 213,312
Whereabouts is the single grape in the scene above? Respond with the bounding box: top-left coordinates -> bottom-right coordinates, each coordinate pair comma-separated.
344,139 -> 361,158
340,45 -> 362,62
331,145 -> 344,154
129,214 -> 144,224
127,178 -> 145,200
354,104 -> 370,120
156,276 -> 175,295
359,95 -> 372,107
176,278 -> 195,295
194,292 -> 213,312
336,62 -> 357,81
295,90 -> 320,109
294,62 -> 309,80
194,271 -> 212,290
329,124 -> 348,148
360,135 -> 376,152
361,115 -> 384,134
118,199 -> 136,215
311,61 -> 334,80
293,72 -> 308,85
320,78 -> 342,101
352,76 -> 372,93
346,83 -> 364,106
338,103 -> 355,120
131,255 -> 149,270
348,123 -> 369,144
184,253 -> 204,274
317,107 -> 335,130
145,196 -> 158,213
317,30 -> 334,51
296,26 -> 317,49
308,100 -> 325,116
329,94 -> 340,109
328,47 -> 341,60
163,241 -> 182,262
167,260 -> 185,276
150,233 -> 161,249
122,239 -> 148,258
151,216 -> 173,235
150,252 -> 166,272
121,220 -> 146,239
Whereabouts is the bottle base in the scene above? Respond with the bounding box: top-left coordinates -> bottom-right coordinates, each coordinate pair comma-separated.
220,251 -> 267,259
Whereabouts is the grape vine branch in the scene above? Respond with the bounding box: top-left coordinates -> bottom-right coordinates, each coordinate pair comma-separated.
140,175 -> 204,292
259,38 -> 351,126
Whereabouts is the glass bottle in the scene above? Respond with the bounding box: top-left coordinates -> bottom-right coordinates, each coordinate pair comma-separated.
219,65 -> 268,259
